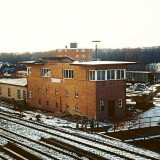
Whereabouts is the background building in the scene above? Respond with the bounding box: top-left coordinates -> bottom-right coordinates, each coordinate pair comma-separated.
55,43 -> 92,62
0,78 -> 27,102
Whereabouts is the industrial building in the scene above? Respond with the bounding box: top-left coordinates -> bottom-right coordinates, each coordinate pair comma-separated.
21,57 -> 137,121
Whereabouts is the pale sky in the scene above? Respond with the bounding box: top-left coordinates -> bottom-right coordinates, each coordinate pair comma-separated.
0,0 -> 160,52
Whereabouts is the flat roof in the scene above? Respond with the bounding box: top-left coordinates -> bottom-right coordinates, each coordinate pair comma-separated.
0,78 -> 27,86
71,61 -> 138,66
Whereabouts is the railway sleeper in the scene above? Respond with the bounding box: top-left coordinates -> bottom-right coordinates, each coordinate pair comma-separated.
41,137 -> 109,160
3,142 -> 43,160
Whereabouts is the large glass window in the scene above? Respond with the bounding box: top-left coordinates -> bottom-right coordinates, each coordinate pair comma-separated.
89,69 -> 126,81
63,69 -> 73,79
97,71 -> 105,80
41,68 -> 51,77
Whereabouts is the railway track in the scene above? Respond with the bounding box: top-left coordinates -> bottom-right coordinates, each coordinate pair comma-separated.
0,101 -> 160,160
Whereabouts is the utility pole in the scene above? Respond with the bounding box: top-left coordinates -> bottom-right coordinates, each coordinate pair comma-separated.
92,40 -> 100,61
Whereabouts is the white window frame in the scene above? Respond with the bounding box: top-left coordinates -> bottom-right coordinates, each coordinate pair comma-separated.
27,67 -> 31,75
63,69 -> 74,79
41,68 -> 51,77
89,69 -> 126,81
75,91 -> 78,98
118,99 -> 123,108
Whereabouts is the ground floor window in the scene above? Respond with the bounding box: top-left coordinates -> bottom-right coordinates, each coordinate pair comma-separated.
100,100 -> 104,111
17,89 -> 21,99
8,88 -> 11,97
118,99 -> 123,108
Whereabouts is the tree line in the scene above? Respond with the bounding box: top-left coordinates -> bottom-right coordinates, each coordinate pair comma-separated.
1,46 -> 160,71
96,46 -> 160,70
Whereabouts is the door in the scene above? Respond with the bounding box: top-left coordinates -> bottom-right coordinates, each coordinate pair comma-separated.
108,100 -> 115,118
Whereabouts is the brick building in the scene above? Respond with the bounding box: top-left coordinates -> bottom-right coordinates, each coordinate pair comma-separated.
55,43 -> 92,62
22,57 -> 137,121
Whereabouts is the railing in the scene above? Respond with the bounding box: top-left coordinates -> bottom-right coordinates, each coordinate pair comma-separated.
109,116 -> 160,132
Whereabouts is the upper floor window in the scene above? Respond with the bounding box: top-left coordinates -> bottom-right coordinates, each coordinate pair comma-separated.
81,54 -> 86,58
55,89 -> 58,95
41,68 -> 51,77
76,49 -> 79,52
17,89 -> 21,99
63,69 -> 73,79
46,88 -> 49,94
75,91 -> 78,98
97,71 -> 105,80
27,67 -> 31,75
89,69 -> 126,81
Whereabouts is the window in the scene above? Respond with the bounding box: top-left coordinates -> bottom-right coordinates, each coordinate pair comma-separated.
66,104 -> 69,111
75,91 -> 78,98
118,99 -> 122,108
81,54 -> 86,58
0,87 -> 2,95
27,67 -> 31,75
41,68 -> 51,77
100,101 -> 104,111
97,71 -> 105,80
63,69 -> 73,79
89,71 -> 95,80
46,88 -> 49,94
46,100 -> 49,106
29,91 -> 32,98
89,69 -> 126,81
76,54 -> 79,58
8,88 -> 11,97
17,89 -> 21,99
56,102 -> 58,108
23,90 -> 27,99
66,91 -> 69,97
75,106 -> 78,112
76,49 -> 79,52
38,99 -> 42,105
55,89 -> 58,95
111,70 -> 115,79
